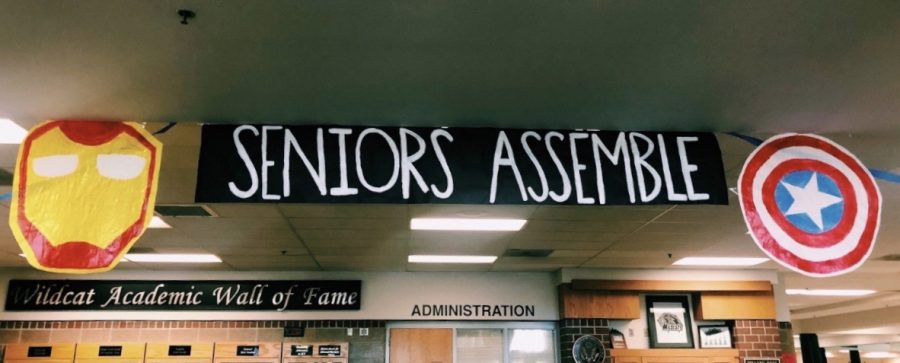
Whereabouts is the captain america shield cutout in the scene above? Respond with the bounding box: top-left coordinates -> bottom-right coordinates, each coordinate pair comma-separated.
739,133 -> 881,277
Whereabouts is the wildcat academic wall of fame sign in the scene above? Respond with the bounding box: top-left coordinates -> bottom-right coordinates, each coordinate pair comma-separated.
738,133 -> 881,277
8,121 -> 162,274
196,125 -> 728,205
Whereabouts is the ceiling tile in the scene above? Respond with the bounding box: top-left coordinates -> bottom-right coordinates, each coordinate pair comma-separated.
289,217 -> 408,230
206,204 -> 285,218
299,229 -> 409,242
530,205 -> 665,222
317,255 -> 406,271
524,220 -> 644,233
202,246 -> 309,256
507,239 -> 613,251
409,237 -> 507,255
222,255 -> 318,271
280,204 -> 408,219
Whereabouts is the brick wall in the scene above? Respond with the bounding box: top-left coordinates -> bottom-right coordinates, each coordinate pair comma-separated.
734,320 -> 782,359
559,318 -> 610,363
0,320 -> 386,362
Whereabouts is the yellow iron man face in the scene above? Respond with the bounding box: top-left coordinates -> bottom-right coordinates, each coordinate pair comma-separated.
9,121 -> 162,273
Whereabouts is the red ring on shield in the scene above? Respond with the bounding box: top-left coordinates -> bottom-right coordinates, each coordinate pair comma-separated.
739,134 -> 881,277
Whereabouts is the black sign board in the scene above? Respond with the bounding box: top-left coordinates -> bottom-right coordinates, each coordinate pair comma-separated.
6,280 -> 361,311
317,345 -> 342,357
27,347 -> 52,357
168,346 -> 192,356
98,346 -> 122,357
236,346 -> 259,357
196,125 -> 727,205
290,345 -> 313,356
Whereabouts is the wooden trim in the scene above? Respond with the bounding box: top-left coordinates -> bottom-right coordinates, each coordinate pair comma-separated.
559,284 -> 640,319
75,343 -> 145,359
610,349 -> 740,357
697,291 -> 776,320
571,280 -> 772,292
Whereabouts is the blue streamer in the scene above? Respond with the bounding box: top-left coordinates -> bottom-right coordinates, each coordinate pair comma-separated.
726,133 -> 900,185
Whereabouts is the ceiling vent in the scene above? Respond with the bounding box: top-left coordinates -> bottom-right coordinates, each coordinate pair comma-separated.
155,204 -> 217,217
503,249 -> 554,258
0,168 -> 12,186
128,247 -> 157,254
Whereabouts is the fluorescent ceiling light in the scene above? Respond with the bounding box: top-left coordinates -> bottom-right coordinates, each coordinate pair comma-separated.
0,119 -> 27,144
148,216 -> 172,229
863,352 -> 898,359
124,253 -> 221,263
408,255 -> 497,264
672,257 -> 769,266
786,289 -> 876,297
410,218 -> 526,231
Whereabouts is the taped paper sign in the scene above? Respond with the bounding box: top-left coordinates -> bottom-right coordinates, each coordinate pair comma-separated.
738,133 -> 881,277
9,121 -> 162,273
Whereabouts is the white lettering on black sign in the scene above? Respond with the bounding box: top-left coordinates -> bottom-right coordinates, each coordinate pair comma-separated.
27,347 -> 52,357
168,346 -> 192,356
317,345 -> 342,357
5,280 -> 360,311
196,125 -> 727,205
98,346 -> 122,357
290,345 -> 313,356
236,346 -> 259,357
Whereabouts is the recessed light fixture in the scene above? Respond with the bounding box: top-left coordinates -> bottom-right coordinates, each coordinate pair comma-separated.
124,253 -> 221,263
408,255 -> 498,264
672,257 -> 769,266
0,119 -> 27,144
148,216 -> 172,229
785,289 -> 876,297
864,352 -> 898,359
410,218 -> 526,231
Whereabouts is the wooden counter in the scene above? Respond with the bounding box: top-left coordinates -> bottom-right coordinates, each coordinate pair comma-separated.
611,349 -> 740,363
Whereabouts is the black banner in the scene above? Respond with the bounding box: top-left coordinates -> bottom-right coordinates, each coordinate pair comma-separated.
196,125 -> 727,205
5,280 -> 361,311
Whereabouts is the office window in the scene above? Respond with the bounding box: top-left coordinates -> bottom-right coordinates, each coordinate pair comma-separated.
457,329 -> 503,363
509,329 -> 555,363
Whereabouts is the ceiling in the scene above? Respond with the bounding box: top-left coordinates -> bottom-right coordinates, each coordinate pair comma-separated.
1,0 -> 900,132
0,0 -> 900,349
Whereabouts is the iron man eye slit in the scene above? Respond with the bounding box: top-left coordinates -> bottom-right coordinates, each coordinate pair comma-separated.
32,154 -> 147,180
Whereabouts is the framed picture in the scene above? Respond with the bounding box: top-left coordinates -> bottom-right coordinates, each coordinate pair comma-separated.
609,329 -> 627,349
698,325 -> 732,348
646,295 -> 694,348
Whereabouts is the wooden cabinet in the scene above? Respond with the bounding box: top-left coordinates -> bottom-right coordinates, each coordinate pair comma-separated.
4,344 -> 76,363
145,343 -> 213,363
611,349 -> 740,363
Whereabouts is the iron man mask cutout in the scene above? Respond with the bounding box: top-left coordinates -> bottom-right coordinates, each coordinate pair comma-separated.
9,121 -> 162,273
